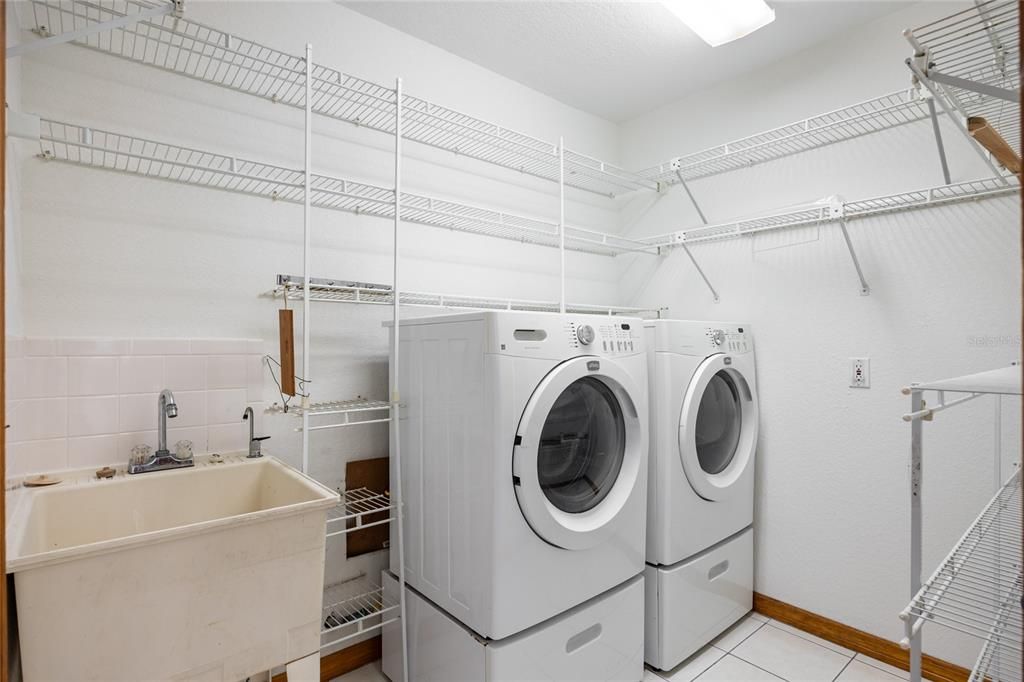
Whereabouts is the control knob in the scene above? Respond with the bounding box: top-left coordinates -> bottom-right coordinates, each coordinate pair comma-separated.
576,325 -> 595,346
711,329 -> 725,346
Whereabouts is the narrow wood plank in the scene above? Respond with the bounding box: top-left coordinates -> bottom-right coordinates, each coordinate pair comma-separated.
271,636 -> 382,682
345,457 -> 389,558
754,593 -> 969,682
968,116 -> 1022,174
1,2 -> 9,679
279,309 -> 296,396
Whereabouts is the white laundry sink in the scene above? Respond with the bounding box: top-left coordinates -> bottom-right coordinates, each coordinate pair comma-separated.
7,454 -> 339,681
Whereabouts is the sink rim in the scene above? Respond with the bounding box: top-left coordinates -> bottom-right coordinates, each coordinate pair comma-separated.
6,455 -> 340,574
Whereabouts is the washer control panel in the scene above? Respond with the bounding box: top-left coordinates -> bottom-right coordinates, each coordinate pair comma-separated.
705,325 -> 752,354
564,319 -> 639,355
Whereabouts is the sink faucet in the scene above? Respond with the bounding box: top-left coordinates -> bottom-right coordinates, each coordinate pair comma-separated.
242,407 -> 270,458
128,389 -> 194,474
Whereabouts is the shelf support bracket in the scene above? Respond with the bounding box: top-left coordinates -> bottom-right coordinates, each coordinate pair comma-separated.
926,70 -> 1019,104
838,217 -> 870,296
924,96 -> 951,185
677,239 -> 719,303
674,166 -> 708,225
7,1 -> 177,58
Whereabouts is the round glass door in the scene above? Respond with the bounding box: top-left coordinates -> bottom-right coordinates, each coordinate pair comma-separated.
538,377 -> 626,514
694,371 -> 742,475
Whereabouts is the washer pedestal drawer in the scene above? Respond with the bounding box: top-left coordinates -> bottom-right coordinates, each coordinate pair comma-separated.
644,527 -> 753,672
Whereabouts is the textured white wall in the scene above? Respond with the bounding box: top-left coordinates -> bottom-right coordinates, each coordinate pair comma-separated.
618,1 -> 1022,668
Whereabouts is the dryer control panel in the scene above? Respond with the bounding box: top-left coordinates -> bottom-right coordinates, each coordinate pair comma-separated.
705,325 -> 753,354
563,319 -> 640,356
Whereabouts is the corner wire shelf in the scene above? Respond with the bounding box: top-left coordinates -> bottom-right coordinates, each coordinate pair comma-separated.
321,580 -> 400,650
901,469 -> 1022,680
23,0 -> 656,197
326,487 -> 394,539
638,89 -> 931,186
266,398 -> 391,433
906,0 -> 1020,162
643,176 -> 1019,247
269,274 -> 665,318
35,118 -> 657,257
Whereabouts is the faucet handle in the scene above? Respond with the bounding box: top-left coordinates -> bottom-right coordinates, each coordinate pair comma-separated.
248,435 -> 270,458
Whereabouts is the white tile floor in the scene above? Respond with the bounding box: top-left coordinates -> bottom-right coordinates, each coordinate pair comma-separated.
331,612 -> 914,682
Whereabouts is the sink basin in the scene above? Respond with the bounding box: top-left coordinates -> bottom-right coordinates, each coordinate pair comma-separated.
7,455 -> 339,681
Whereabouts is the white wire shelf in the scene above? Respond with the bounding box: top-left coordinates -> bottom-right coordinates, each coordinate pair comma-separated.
969,618 -> 1022,682
907,0 -> 1020,159
326,488 -> 394,539
638,89 -> 931,186
35,118 -> 656,256
901,470 -> 1022,668
23,0 -> 656,197
269,274 -> 665,318
266,397 -> 391,432
321,581 -> 399,650
645,176 -> 1019,247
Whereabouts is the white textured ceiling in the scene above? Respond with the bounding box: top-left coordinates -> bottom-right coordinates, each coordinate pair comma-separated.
343,1 -> 913,122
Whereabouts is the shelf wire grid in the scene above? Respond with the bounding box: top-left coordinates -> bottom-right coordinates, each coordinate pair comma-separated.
326,488 -> 394,539
36,119 -> 655,256
270,275 -> 664,318
24,0 -> 655,196
909,0 -> 1020,158
903,470 -> 1022,670
638,89 -> 931,185
321,581 -> 399,649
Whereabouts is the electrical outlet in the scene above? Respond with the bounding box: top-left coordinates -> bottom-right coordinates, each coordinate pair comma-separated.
850,357 -> 870,388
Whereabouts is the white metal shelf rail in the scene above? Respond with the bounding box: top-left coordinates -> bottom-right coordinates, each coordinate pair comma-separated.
899,365 -> 1023,682
905,0 -> 1020,181
20,0 -> 656,197
326,488 -> 394,539
270,274 -> 665,318
266,397 -> 392,432
34,118 -> 656,257
321,581 -> 400,651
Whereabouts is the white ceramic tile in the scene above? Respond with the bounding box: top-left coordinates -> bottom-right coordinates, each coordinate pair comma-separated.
7,439 -> 69,476
119,393 -> 158,432
131,338 -> 190,355
207,356 -> 248,390
7,336 -> 25,359
208,422 -> 246,453
748,611 -> 769,623
767,620 -> 856,657
24,356 -> 67,398
68,396 -> 119,437
67,435 -> 119,468
207,389 -> 248,425
117,431 -> 157,459
171,391 -> 207,428
733,622 -> 851,681
330,662 -> 389,682
694,654 -> 782,681
191,339 -> 247,355
711,613 -> 766,652
67,356 -> 119,396
56,338 -> 131,356
853,655 -> 909,680
662,644 -> 726,681
167,426 -> 208,456
247,355 -> 264,401
836,659 -> 905,681
25,337 -> 56,356
165,355 -> 207,391
247,339 -> 265,355
119,356 -> 166,394
9,398 -> 67,442
6,357 -> 26,400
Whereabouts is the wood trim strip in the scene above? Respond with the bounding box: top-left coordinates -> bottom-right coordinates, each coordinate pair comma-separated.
271,636 -> 382,682
753,593 -> 970,682
2,2 -> 9,679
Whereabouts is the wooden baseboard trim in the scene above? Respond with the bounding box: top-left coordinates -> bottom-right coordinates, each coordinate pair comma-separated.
753,593 -> 969,682
271,635 -> 382,682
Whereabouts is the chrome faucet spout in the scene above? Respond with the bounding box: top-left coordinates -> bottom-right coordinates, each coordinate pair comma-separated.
157,389 -> 178,457
242,407 -> 269,458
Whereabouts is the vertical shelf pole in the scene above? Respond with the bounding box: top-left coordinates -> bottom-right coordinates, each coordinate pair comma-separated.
301,44 -> 313,475
392,77 -> 410,682
909,387 -> 923,682
559,137 -> 566,314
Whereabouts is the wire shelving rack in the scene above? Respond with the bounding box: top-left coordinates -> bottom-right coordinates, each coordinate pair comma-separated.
900,365 -> 1023,682
266,397 -> 392,432
326,488 -> 394,539
23,0 -> 655,197
321,580 -> 400,650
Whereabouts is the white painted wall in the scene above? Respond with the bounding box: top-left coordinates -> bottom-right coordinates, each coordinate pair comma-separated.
618,2 -> 1021,668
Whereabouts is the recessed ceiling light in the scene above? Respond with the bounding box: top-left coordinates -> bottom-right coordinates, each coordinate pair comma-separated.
662,0 -> 776,47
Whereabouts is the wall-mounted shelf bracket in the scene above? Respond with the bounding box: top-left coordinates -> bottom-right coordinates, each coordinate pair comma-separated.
673,236 -> 719,303
7,0 -> 178,58
833,199 -> 870,296
673,163 -> 708,225
919,87 -> 952,185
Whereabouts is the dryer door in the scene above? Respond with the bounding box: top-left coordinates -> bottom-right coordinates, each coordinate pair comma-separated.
513,356 -> 645,550
678,354 -> 758,502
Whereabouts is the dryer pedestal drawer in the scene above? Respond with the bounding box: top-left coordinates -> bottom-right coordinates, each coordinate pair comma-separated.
644,527 -> 753,671
383,571 -> 644,681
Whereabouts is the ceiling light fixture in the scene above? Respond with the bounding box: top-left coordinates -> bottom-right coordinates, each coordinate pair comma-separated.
662,0 -> 776,47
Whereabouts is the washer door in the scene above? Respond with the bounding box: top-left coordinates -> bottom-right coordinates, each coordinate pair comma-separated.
513,356 -> 644,550
678,354 -> 758,502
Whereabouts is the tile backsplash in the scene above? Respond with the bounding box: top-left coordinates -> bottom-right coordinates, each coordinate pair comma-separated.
6,337 -> 265,477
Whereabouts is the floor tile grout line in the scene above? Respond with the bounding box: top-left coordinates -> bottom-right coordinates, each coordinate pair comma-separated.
831,656 -> 857,682
723,619 -> 767,652
717,653 -> 789,681
764,620 -> 856,658
851,655 -> 907,681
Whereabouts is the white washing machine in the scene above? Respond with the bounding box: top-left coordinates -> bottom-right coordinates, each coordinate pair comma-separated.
642,320 -> 759,671
387,311 -> 649,642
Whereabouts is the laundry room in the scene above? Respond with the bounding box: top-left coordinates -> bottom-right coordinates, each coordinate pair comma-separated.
0,0 -> 1019,681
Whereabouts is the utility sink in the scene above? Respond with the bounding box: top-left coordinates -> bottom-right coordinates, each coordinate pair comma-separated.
7,455 -> 339,681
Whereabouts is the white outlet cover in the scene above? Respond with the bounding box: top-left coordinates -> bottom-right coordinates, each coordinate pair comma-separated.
850,357 -> 870,388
